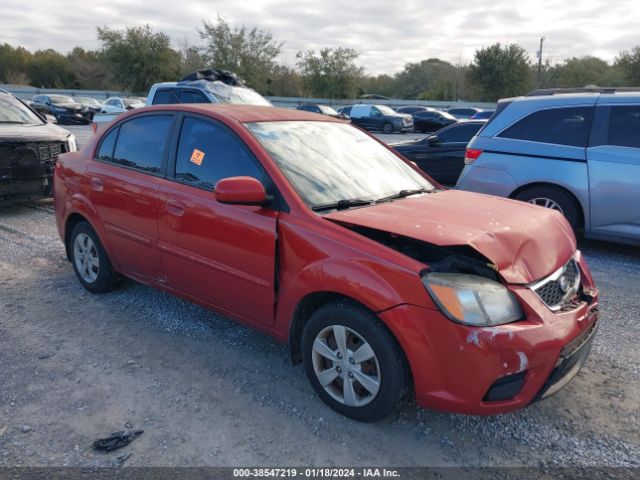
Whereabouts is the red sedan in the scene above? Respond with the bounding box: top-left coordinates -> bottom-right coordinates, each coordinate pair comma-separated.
54,105 -> 599,421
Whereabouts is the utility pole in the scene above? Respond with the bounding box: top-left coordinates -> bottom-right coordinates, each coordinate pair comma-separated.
537,37 -> 545,88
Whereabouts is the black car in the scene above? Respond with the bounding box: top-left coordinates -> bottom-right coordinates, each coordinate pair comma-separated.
395,106 -> 435,115
348,104 -> 413,133
296,104 -> 348,119
0,92 -> 76,203
413,109 -> 457,133
390,121 -> 485,185
30,94 -> 91,125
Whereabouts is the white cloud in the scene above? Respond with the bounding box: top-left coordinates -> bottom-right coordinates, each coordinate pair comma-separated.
1,0 -> 638,74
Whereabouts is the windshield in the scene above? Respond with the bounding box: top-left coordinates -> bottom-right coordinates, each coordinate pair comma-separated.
77,97 -> 100,106
318,105 -> 339,115
247,121 -> 434,209
224,87 -> 272,106
375,105 -> 396,115
0,95 -> 44,125
50,95 -> 75,104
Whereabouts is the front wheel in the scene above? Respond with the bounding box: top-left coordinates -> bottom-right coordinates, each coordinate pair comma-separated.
301,301 -> 409,422
382,123 -> 394,134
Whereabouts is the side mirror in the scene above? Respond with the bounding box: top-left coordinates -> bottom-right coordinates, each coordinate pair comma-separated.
214,176 -> 269,206
427,135 -> 441,145
45,114 -> 58,124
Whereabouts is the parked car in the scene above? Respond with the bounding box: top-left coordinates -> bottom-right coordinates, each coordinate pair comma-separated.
457,87 -> 640,245
30,94 -> 91,125
447,107 -> 483,119
390,121 -> 486,185
93,69 -> 272,132
348,104 -> 413,133
100,97 -> 145,114
55,103 -> 599,421
395,106 -> 435,115
471,110 -> 495,120
413,109 -> 458,133
75,97 -> 103,113
337,106 -> 352,117
0,92 -> 76,203
296,104 -> 348,119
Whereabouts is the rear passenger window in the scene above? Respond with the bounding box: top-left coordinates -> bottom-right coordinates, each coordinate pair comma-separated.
112,115 -> 173,174
96,128 -> 117,161
152,89 -> 178,105
608,106 -> 640,148
174,117 -> 265,190
178,90 -> 209,104
499,107 -> 593,147
438,124 -> 482,143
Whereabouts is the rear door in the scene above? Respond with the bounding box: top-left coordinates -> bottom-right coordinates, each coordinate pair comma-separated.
157,114 -> 279,325
86,113 -> 174,281
587,102 -> 640,241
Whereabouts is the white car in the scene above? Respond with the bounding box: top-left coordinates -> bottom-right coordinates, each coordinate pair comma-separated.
100,97 -> 145,114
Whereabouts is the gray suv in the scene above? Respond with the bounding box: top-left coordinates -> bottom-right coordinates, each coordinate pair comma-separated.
456,88 -> 640,246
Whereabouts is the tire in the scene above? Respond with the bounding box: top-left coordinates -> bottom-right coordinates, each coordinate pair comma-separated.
69,222 -> 121,293
301,300 -> 409,422
382,123 -> 394,134
514,185 -> 581,231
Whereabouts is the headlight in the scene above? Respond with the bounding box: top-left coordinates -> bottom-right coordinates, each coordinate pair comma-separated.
422,273 -> 523,326
67,134 -> 78,152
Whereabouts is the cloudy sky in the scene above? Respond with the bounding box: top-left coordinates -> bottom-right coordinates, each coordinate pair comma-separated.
3,0 -> 639,74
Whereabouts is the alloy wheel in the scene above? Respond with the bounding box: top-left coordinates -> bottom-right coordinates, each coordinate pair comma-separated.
73,233 -> 100,284
527,197 -> 564,214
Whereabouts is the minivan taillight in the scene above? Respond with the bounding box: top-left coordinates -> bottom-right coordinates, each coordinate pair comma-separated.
464,148 -> 483,165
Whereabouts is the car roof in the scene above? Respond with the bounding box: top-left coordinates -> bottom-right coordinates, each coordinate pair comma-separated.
122,104 -> 345,124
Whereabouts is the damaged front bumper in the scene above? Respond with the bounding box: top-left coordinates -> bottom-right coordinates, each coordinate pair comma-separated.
379,255 -> 599,415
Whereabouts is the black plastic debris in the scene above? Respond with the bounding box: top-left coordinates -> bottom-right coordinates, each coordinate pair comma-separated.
92,429 -> 143,452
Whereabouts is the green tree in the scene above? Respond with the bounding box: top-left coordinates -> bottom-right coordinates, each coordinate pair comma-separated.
28,49 -> 76,88
0,43 -> 32,84
266,64 -> 303,97
361,74 -> 397,98
394,58 -> 457,100
468,43 -> 533,101
66,47 -> 109,89
198,15 -> 283,93
550,56 -> 620,87
296,47 -> 364,99
97,25 -> 180,94
615,46 -> 640,85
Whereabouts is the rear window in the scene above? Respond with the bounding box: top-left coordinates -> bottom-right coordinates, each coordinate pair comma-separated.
438,123 -> 483,143
152,89 -> 178,105
608,105 -> 640,148
112,115 -> 173,174
179,90 -> 209,104
498,107 -> 593,147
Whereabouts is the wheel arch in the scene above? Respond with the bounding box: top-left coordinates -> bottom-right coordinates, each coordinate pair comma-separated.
509,181 -> 585,230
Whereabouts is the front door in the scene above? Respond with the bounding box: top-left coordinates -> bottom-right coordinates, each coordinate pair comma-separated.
588,104 -> 640,241
86,113 -> 174,281
157,115 -> 278,325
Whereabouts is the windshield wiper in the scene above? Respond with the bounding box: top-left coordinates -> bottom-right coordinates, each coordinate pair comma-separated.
312,198 -> 374,212
374,188 -> 432,204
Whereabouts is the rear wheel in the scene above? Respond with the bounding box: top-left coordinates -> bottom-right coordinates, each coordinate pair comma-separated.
514,185 -> 581,231
301,301 -> 409,422
69,222 -> 121,293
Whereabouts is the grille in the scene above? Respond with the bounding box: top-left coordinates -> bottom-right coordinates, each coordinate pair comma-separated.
531,259 -> 581,311
33,142 -> 64,163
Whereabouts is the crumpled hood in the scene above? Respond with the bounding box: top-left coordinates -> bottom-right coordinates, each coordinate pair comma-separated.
325,190 -> 576,284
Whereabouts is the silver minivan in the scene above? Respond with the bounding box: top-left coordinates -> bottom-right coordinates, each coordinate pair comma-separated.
456,88 -> 640,246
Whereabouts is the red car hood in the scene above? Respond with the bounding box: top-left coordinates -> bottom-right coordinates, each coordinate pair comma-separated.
325,190 -> 576,284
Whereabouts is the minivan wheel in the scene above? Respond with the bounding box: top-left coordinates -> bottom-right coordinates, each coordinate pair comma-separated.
514,185 -> 581,231
382,123 -> 394,134
70,222 -> 121,293
301,301 -> 408,422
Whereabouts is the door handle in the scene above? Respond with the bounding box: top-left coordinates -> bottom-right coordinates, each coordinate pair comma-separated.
90,177 -> 104,191
166,199 -> 186,217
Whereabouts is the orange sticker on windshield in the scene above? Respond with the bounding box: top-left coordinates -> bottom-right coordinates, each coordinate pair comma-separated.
191,148 -> 205,166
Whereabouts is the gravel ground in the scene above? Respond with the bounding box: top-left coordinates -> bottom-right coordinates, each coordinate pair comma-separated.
0,200 -> 638,470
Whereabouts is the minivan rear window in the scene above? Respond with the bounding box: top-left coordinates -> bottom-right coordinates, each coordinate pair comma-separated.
499,107 -> 593,147
608,105 -> 640,148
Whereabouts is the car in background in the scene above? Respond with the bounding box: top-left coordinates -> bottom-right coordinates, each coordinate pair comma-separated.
457,87 -> 640,245
395,106 -> 435,115
296,104 -> 348,119
471,110 -> 495,120
337,106 -> 352,117
348,104 -> 413,133
55,103 -> 598,421
30,94 -> 91,125
447,107 -> 483,119
413,109 -> 457,133
390,121 -> 485,185
75,97 -> 103,114
100,97 -> 145,114
0,91 -> 76,203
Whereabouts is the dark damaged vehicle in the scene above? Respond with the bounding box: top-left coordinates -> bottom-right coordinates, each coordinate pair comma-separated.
1,92 -> 77,203
31,94 -> 92,125
55,104 -> 599,421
